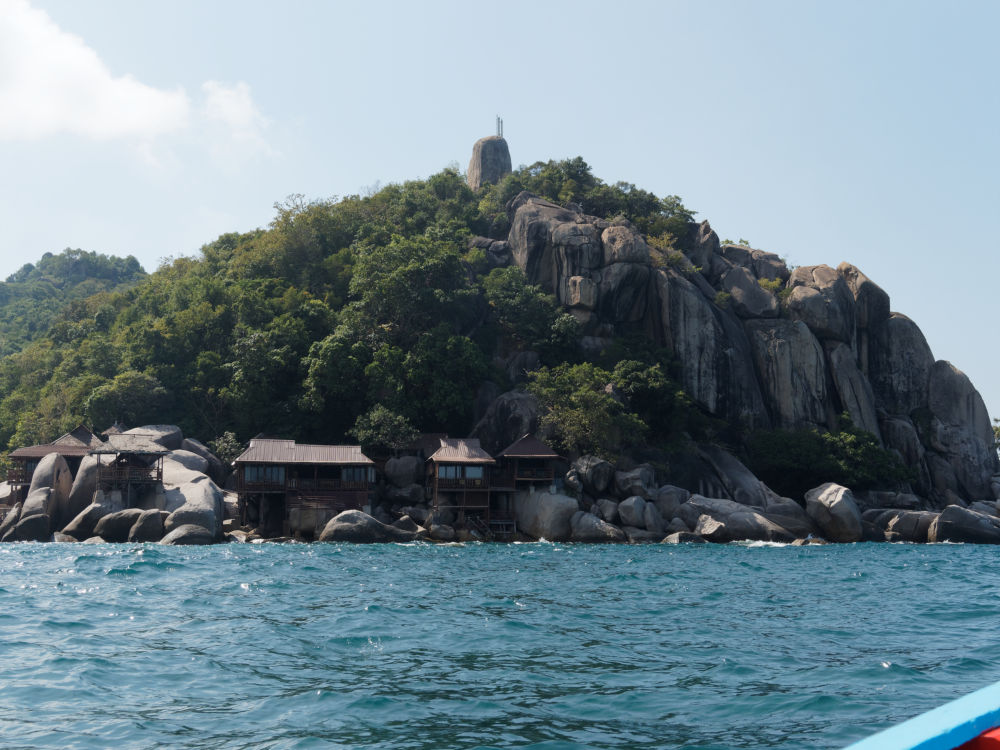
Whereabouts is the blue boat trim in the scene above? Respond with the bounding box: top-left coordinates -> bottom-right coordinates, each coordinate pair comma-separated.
845,680 -> 1000,749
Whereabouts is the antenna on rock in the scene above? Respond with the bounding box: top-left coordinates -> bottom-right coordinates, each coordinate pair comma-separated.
496,115 -> 503,138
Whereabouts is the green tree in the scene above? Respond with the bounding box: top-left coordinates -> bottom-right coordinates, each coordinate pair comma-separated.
528,363 -> 647,459
349,405 -> 418,454
84,370 -> 169,429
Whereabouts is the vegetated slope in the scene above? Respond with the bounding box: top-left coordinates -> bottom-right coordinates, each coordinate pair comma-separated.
0,249 -> 146,357
0,159 -> 991,505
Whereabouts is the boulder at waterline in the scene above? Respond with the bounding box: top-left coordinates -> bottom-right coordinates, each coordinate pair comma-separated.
663,531 -> 708,544
427,523 -> 456,542
52,532 -> 77,543
621,526 -> 666,543
618,496 -> 647,528
94,508 -> 145,543
318,510 -> 416,543
0,502 -> 22,541
677,495 -> 796,543
654,485 -> 689,522
61,503 -> 112,541
513,491 -> 579,542
12,512 -> 51,542
160,524 -> 214,545
927,505 -> 1000,544
596,498 -> 620,525
27,454 -> 73,529
805,483 -> 864,543
570,511 -> 626,543
128,509 -> 165,543
880,510 -> 938,543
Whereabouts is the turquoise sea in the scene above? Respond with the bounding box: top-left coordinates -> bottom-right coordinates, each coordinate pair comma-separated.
1,541 -> 998,749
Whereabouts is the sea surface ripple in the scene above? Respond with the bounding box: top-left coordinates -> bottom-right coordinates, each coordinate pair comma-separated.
0,541 -> 998,749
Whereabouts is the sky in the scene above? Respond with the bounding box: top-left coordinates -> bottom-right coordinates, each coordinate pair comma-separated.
1,0 -> 997,419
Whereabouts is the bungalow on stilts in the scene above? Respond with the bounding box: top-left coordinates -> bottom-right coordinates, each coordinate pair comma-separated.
427,438 -> 495,536
234,438 -> 375,539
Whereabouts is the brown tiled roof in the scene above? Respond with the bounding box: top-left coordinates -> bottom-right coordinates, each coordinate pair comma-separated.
53,425 -> 104,449
9,444 -> 92,459
497,434 -> 560,459
428,438 -> 495,465
234,439 -> 374,466
91,433 -> 169,455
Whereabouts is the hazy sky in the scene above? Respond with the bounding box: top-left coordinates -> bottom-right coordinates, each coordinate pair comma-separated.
1,0 -> 998,419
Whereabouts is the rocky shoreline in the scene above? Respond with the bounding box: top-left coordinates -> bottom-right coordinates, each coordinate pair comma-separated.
3,422 -> 999,547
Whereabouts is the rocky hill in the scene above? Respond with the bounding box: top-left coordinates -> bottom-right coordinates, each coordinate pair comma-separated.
468,191 -> 997,509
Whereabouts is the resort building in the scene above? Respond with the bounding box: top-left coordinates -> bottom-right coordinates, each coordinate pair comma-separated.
427,438 -> 495,532
90,433 -> 168,508
7,426 -> 105,501
234,438 -> 376,537
490,434 -> 563,539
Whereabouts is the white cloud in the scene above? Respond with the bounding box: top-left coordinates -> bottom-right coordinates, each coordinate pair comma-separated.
0,0 -> 274,166
0,0 -> 190,140
201,80 -> 275,166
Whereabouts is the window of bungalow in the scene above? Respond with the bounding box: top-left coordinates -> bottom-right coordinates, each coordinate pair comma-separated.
341,466 -> 373,484
464,466 -> 484,480
437,465 -> 458,479
245,464 -> 284,483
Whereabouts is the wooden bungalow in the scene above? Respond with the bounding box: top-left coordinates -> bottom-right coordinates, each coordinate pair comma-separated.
90,433 -> 167,508
490,434 -> 563,538
234,439 -> 375,537
427,438 -> 495,531
7,426 -> 105,501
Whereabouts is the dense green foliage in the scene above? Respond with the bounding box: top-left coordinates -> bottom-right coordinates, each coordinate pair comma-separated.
744,418 -> 914,499
0,249 -> 145,358
0,159 -> 699,454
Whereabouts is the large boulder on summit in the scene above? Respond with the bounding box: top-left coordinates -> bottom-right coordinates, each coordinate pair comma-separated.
785,265 -> 856,344
126,425 -> 183,451
467,135 -> 511,192
838,263 -> 890,371
570,511 -> 626,543
746,319 -> 830,431
928,505 -> 1000,544
926,361 -> 997,500
513,491 -> 578,541
318,510 -> 416,543
805,483 -> 863,542
27,453 -> 73,529
470,390 -> 541,455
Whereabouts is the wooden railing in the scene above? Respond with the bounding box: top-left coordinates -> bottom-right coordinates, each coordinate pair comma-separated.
6,464 -> 28,485
436,478 -> 489,490
97,466 -> 162,484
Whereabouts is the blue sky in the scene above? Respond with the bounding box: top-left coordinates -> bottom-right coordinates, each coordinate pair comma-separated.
1,0 -> 997,420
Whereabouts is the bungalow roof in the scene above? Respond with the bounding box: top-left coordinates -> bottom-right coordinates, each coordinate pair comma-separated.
496,434 -> 560,459
428,438 -> 495,465
234,438 -> 374,466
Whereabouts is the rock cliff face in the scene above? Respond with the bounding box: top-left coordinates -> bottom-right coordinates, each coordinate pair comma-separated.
481,191 -> 998,506
467,136 -> 512,191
